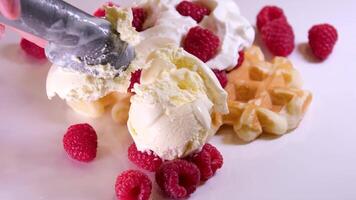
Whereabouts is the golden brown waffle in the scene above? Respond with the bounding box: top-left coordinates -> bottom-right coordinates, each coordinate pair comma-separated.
219,46 -> 312,142
67,92 -> 132,125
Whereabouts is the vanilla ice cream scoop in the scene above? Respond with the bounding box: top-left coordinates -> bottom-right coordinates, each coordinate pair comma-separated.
46,6 -> 140,102
127,47 -> 227,160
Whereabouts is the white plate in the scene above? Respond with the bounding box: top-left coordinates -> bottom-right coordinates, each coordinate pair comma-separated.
1,0 -> 356,199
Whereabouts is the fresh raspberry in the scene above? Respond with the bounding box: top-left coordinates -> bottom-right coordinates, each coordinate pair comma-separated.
212,69 -> 227,88
63,123 -> 97,162
261,19 -> 295,56
176,1 -> 210,23
128,143 -> 163,172
155,160 -> 200,199
115,170 -> 152,200
93,8 -> 106,17
183,26 -> 220,63
235,50 -> 245,69
127,69 -> 142,93
132,7 -> 146,32
308,24 -> 338,61
20,38 -> 46,59
188,143 -> 223,181
93,2 -> 117,17
256,6 -> 287,31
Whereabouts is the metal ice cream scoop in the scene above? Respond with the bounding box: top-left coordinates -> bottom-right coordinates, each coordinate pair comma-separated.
0,0 -> 135,78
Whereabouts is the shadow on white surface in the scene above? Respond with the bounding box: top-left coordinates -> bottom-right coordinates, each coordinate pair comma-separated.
297,43 -> 323,63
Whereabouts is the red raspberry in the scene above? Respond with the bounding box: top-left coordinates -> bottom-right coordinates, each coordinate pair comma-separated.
176,1 -> 210,23
20,38 -> 46,59
188,143 -> 223,181
127,69 -> 142,93
128,143 -> 163,172
237,51 -> 245,67
115,170 -> 152,200
256,6 -> 287,31
93,2 -> 117,17
155,160 -> 200,199
235,50 -> 245,69
261,19 -> 295,56
63,123 -> 97,162
183,26 -> 220,63
308,24 -> 338,61
93,8 -> 106,17
212,69 -> 227,88
132,7 -> 147,32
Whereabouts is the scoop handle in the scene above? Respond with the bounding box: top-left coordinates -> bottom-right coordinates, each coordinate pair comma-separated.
0,0 -> 135,79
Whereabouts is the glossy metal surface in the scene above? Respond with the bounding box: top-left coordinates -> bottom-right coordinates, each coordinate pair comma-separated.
0,0 -> 134,78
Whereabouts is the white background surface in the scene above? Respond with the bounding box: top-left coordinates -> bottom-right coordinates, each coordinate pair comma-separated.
1,0 -> 356,200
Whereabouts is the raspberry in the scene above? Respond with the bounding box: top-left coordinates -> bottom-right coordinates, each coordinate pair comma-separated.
132,7 -> 146,32
93,2 -> 116,17
308,24 -> 338,61
93,8 -> 106,17
20,38 -> 46,59
176,1 -> 210,23
256,6 -> 287,31
235,50 -> 245,69
183,26 -> 220,63
212,69 -> 227,88
188,143 -> 223,181
128,143 -> 163,172
63,123 -> 97,162
261,19 -> 295,56
188,144 -> 224,181
155,160 -> 200,199
115,170 -> 152,200
127,69 -> 142,93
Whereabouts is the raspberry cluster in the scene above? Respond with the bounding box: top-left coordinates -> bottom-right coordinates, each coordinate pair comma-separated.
256,6 -> 287,31
176,1 -> 210,23
257,6 -> 295,56
126,143 -> 223,199
178,2 -> 245,77
256,6 -> 337,60
61,124 -> 224,199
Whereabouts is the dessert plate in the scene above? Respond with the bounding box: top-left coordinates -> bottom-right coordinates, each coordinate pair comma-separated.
1,0 -> 356,199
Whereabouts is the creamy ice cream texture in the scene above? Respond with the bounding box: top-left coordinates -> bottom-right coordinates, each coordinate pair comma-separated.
45,0 -> 253,159
47,0 -> 254,102
128,47 -> 228,160
138,0 -> 255,70
46,7 -> 141,102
